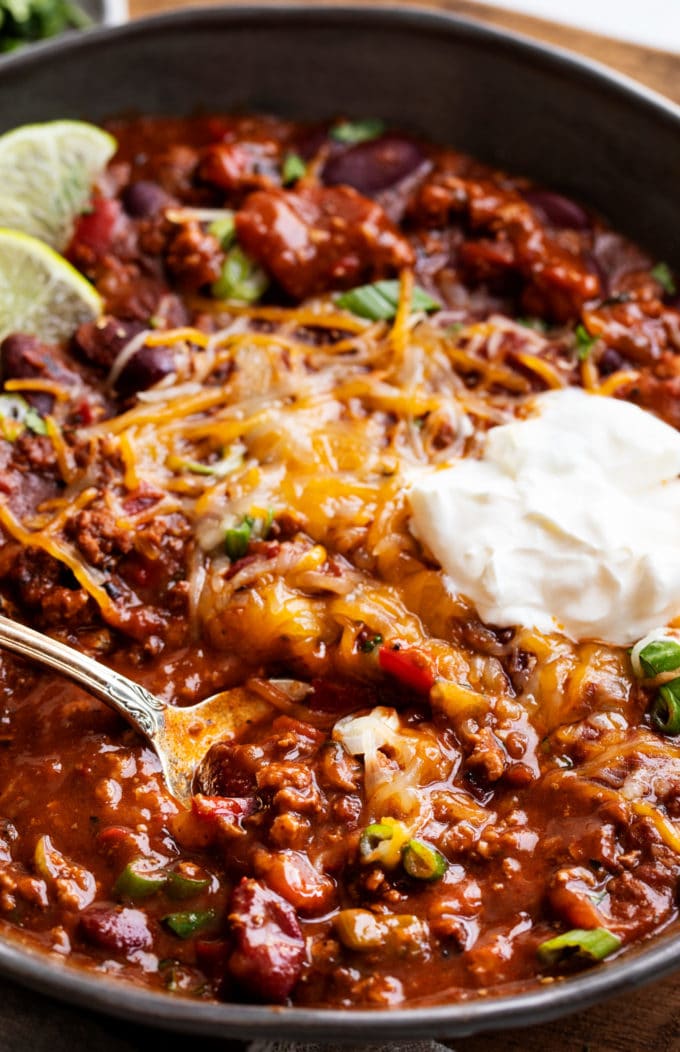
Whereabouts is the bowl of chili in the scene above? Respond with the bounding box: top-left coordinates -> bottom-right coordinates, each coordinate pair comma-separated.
0,3 -> 679,1040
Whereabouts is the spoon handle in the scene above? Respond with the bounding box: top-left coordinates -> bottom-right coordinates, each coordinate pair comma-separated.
0,613 -> 165,739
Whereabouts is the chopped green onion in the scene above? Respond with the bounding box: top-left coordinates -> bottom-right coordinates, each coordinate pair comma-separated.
211,245 -> 268,304
401,838 -> 448,882
359,633 -> 383,654
337,280 -> 440,321
208,213 -> 236,250
334,908 -> 386,950
537,927 -> 621,966
224,508 -> 274,561
331,119 -> 385,145
114,859 -> 167,900
224,519 -> 252,561
651,262 -> 677,296
359,822 -> 396,860
575,323 -> 597,361
517,317 -> 547,332
281,152 -> 306,185
163,909 -> 216,939
166,865 -> 211,901
0,393 -> 46,440
637,638 -> 680,678
650,680 -> 680,735
167,445 -> 244,479
334,908 -> 426,952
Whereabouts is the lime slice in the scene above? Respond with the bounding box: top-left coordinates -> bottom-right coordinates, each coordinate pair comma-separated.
0,120 -> 116,251
0,228 -> 102,343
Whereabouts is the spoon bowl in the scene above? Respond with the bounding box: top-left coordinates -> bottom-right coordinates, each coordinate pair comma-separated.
0,613 -> 271,804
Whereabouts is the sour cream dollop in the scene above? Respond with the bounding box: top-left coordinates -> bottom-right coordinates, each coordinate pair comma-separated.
408,388 -> 680,645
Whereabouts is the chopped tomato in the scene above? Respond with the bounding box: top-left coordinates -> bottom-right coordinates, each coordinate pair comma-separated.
378,645 -> 436,694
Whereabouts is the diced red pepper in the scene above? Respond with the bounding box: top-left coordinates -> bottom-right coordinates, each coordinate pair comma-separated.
68,196 -> 120,259
378,645 -> 436,694
191,795 -> 256,822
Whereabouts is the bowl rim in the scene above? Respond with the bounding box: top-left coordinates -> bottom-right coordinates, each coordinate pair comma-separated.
0,2 -> 680,1038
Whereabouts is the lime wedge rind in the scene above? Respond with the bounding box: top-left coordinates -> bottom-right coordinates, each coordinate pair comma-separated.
0,227 -> 102,344
0,120 -> 116,250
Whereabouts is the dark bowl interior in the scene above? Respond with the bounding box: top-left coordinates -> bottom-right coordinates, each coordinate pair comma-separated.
1,4 -> 680,1040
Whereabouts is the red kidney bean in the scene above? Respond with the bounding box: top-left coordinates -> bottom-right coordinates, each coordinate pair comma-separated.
1,334 -> 77,413
227,878 -> 305,1003
523,190 -> 590,230
121,180 -> 172,218
322,135 -> 426,196
80,905 -> 152,953
598,347 -> 626,375
114,344 -> 176,398
73,318 -> 145,371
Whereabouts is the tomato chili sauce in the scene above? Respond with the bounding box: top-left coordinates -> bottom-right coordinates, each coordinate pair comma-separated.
0,112 -> 680,1008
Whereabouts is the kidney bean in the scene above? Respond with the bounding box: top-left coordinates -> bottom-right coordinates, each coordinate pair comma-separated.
73,318 -> 145,371
114,344 -> 176,398
323,135 -> 425,196
598,347 -> 626,375
79,905 -> 152,953
523,190 -> 590,230
1,334 -> 78,413
121,180 -> 172,218
227,878 -> 305,1003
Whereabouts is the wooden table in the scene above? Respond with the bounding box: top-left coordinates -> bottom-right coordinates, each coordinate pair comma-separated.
6,3 -> 680,1050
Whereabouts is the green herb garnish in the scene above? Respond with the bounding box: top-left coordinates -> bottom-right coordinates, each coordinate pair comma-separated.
0,393 -> 47,440
0,0 -> 90,51
537,927 -> 621,966
575,323 -> 598,361
337,280 -> 440,321
401,838 -> 448,882
211,245 -> 268,304
224,508 -> 274,561
281,152 -> 306,185
651,262 -> 677,296
208,213 -> 236,251
331,119 -> 385,145
359,633 -> 383,653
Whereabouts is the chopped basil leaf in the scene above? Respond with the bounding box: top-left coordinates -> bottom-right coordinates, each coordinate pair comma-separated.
211,245 -> 268,304
281,152 -> 306,185
337,280 -> 441,321
331,118 -> 386,145
575,323 -> 597,361
651,261 -> 677,296
538,927 -> 621,966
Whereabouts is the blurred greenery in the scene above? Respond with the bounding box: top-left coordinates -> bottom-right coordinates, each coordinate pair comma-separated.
0,0 -> 90,51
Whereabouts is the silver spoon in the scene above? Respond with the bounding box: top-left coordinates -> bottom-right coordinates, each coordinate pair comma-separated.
0,613 -> 272,806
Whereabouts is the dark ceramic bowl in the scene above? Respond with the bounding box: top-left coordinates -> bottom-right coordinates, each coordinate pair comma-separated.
1,4 -> 680,1040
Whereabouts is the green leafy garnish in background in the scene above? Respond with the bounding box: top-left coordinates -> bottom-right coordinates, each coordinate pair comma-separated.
0,0 -> 90,52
